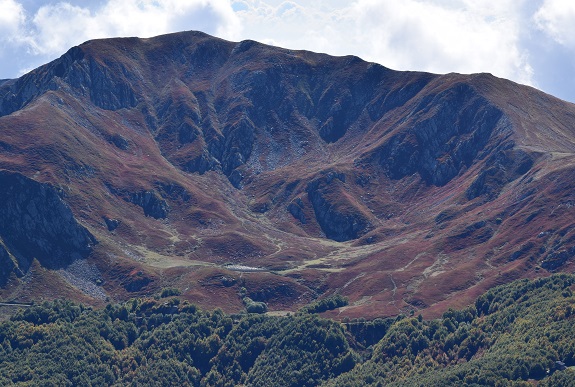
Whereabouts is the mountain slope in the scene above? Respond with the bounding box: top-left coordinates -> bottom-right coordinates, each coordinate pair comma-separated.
1,30 -> 575,318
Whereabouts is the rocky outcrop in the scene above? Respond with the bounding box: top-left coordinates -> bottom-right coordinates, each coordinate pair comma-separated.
541,247 -> 575,271
539,228 -> 575,271
123,275 -> 153,292
156,182 -> 191,202
0,171 -> 96,280
316,87 -> 356,143
0,243 -> 17,286
103,217 -> 121,231
107,134 -> 130,151
466,147 -> 534,201
446,220 -> 494,250
0,43 -> 138,117
287,198 -> 307,224
306,172 -> 372,242
84,58 -> 139,110
106,184 -> 170,219
221,117 -> 255,177
52,44 -> 139,111
377,84 -> 503,186
128,191 -> 169,219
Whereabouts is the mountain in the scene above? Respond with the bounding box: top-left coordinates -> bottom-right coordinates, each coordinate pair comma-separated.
1,30 -> 575,318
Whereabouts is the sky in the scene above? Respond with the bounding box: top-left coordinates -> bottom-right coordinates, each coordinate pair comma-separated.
1,0 -> 574,103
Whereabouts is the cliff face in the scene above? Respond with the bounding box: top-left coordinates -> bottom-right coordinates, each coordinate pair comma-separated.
0,45 -> 137,116
305,172 -> 373,242
0,171 -> 96,282
1,31 -> 575,316
0,243 -> 16,286
374,83 -> 505,186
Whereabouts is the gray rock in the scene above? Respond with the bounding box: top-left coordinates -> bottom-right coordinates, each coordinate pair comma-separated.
0,244 -> 16,286
306,173 -> 371,242
103,217 -> 120,231
287,198 -> 306,224
466,147 -> 534,201
128,191 -> 169,219
377,84 -> 503,186
0,171 -> 96,281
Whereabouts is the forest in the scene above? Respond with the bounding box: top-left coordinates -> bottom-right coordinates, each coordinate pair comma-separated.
1,274 -> 575,386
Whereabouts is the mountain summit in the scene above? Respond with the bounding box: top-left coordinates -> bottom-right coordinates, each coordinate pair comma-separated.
1,30 -> 575,318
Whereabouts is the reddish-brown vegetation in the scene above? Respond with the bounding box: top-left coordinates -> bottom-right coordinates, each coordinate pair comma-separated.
1,31 -> 575,319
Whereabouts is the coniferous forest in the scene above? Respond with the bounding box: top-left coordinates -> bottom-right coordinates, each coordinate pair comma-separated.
1,274 -> 575,386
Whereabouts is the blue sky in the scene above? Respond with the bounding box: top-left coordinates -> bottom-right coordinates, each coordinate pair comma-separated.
1,0 -> 574,103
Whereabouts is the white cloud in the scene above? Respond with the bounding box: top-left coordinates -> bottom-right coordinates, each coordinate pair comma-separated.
351,0 -> 533,84
233,0 -> 533,85
29,3 -> 93,55
21,0 -> 241,56
0,0 -> 25,41
534,0 -> 575,48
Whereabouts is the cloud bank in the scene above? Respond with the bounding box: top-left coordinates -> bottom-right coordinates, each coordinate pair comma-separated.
27,0 -> 240,55
233,0 -> 534,86
535,0 -> 575,48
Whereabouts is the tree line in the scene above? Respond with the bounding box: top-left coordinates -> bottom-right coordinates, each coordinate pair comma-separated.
0,274 -> 574,386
